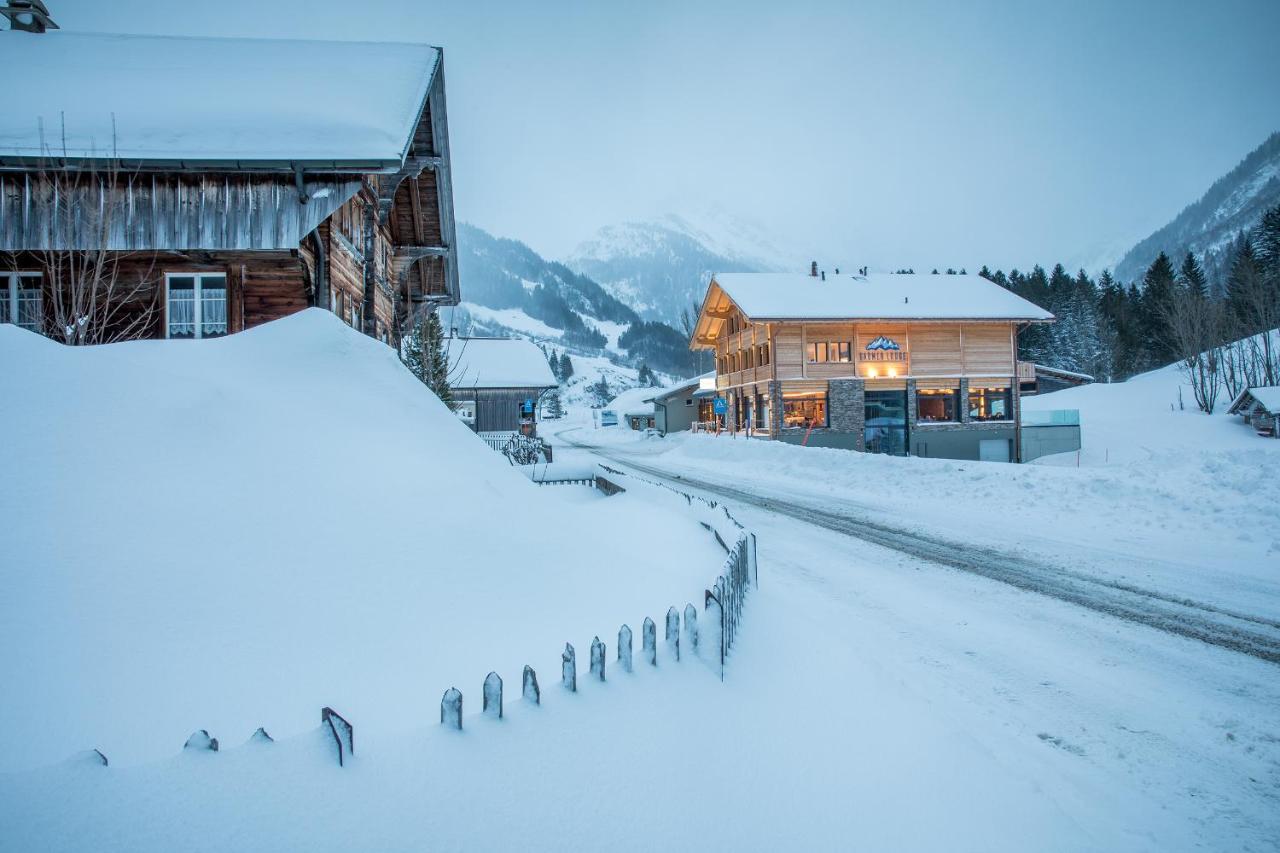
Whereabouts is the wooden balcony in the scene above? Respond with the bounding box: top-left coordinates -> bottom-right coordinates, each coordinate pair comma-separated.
1016,361 -> 1036,381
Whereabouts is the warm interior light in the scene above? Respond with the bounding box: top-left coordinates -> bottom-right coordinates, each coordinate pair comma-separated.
866,367 -> 877,378
887,368 -> 897,378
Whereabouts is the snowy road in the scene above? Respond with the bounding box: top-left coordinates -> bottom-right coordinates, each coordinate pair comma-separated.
557,427 -> 1280,665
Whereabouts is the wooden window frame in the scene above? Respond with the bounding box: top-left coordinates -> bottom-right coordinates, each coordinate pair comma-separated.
4,271 -> 42,331
164,272 -> 228,340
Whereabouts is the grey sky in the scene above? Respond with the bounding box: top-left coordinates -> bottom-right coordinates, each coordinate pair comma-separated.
46,0 -> 1280,274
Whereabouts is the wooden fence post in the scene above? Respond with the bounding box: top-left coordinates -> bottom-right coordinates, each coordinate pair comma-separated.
523,665 -> 540,705
562,643 -> 577,692
483,672 -> 503,720
183,730 -> 218,752
321,707 -> 354,766
618,624 -> 633,673
666,606 -> 680,661
642,617 -> 657,666
440,688 -> 463,730
684,603 -> 698,652
590,636 -> 606,682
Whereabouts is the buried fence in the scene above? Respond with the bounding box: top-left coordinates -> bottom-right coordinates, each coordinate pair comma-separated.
80,464 -> 756,769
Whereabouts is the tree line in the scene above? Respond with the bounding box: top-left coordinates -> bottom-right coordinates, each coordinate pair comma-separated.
976,203 -> 1280,412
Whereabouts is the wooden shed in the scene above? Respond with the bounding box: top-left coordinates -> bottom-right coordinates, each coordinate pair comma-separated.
0,28 -> 458,346
446,338 -> 559,435
1227,387 -> 1280,437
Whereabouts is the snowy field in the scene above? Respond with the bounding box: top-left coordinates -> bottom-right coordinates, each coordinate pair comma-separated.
3,317 -> 1278,851
0,312 -> 722,774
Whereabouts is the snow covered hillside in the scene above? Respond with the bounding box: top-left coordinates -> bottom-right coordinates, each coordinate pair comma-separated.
0,311 -> 723,772
1113,130 -> 1280,284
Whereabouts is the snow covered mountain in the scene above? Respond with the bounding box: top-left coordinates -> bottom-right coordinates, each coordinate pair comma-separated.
449,223 -> 711,406
1113,131 -> 1280,285
566,212 -> 792,326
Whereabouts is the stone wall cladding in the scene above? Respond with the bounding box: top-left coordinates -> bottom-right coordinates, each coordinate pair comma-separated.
767,380 -> 783,438
958,378 -> 971,424
827,378 -> 866,450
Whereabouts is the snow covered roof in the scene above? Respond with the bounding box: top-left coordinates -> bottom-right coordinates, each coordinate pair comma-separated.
708,272 -> 1055,322
0,31 -> 441,166
606,386 -> 660,417
447,338 -> 558,390
1228,386 -> 1280,415
652,372 -> 715,403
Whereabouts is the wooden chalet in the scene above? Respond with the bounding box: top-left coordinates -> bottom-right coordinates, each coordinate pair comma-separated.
446,337 -> 559,435
1227,387 -> 1280,437
0,26 -> 459,345
691,267 -> 1054,462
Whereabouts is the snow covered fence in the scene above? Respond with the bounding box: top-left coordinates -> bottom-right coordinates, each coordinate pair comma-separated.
595,463 -> 758,678
322,707 -> 354,767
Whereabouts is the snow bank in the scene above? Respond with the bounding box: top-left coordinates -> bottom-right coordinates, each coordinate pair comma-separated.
0,311 -> 723,771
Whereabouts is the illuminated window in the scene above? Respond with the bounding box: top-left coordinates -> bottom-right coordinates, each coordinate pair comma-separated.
916,388 -> 959,422
968,386 -> 1012,421
782,392 -> 827,428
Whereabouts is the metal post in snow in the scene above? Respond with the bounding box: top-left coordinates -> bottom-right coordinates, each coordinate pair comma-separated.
684,603 -> 698,653
642,617 -> 657,666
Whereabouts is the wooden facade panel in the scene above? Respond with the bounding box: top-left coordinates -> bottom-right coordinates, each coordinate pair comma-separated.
910,324 -> 962,376
962,324 -> 1015,375
774,327 -> 804,378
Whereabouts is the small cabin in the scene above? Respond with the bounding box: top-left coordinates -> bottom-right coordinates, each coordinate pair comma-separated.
447,338 -> 559,434
690,269 -> 1055,462
651,373 -> 715,434
0,28 -> 458,346
1227,387 -> 1280,437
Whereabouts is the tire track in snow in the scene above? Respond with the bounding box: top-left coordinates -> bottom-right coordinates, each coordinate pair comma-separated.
563,434 -> 1280,665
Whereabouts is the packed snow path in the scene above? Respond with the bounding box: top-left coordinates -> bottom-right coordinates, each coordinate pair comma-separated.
557,428 -> 1280,665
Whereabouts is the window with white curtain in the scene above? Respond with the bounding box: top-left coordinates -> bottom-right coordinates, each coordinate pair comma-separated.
166,273 -> 228,339
3,272 -> 43,332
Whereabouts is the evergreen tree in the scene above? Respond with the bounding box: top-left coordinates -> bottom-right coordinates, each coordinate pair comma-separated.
559,352 -> 574,380
978,265 -> 993,281
1140,252 -> 1179,367
401,310 -> 454,406
544,388 -> 564,419
637,364 -> 653,386
1225,236 -> 1262,332
589,376 -> 612,408
547,347 -> 562,380
1179,251 -> 1208,299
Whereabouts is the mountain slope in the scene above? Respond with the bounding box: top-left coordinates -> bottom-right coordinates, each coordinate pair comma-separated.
567,214 -> 780,326
1114,131 -> 1280,284
452,223 -> 705,381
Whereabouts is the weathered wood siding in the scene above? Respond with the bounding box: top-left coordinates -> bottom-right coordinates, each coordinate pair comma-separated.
450,387 -> 544,433
0,173 -> 362,251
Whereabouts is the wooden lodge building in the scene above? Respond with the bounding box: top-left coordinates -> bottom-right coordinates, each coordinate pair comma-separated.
691,268 -> 1054,462
0,26 -> 459,346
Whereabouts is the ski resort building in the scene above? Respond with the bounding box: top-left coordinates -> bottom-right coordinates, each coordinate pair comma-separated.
690,269 -> 1054,462
446,337 -> 558,435
0,27 -> 458,346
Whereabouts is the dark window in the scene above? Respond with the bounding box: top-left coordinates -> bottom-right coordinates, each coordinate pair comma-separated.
783,393 -> 827,428
969,386 -> 1013,421
917,388 -> 958,423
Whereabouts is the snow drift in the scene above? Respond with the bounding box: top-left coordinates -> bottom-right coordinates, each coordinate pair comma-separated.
0,310 -> 722,771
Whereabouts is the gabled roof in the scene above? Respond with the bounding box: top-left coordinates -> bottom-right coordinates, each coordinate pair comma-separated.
0,31 -> 441,167
1227,386 -> 1280,415
446,338 -> 558,390
712,272 -> 1054,322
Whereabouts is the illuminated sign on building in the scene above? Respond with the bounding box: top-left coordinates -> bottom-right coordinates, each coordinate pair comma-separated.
859,335 -> 908,363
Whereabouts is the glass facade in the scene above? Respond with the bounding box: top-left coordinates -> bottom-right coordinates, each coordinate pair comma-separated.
969,386 -> 1013,421
916,388 -> 959,423
864,390 -> 908,456
782,393 -> 827,428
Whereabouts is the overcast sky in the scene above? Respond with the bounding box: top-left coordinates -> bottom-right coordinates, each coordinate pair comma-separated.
47,0 -> 1280,273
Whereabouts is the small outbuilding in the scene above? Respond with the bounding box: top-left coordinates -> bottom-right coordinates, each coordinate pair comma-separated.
652,372 -> 716,434
1227,387 -> 1280,437
447,337 -> 558,434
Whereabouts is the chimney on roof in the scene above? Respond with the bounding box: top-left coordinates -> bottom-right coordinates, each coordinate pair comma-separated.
821,270 -> 826,281
834,268 -> 840,275
1,0 -> 58,32
809,261 -> 818,277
